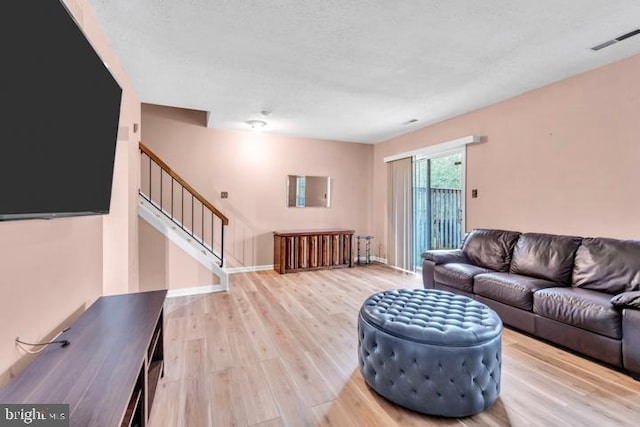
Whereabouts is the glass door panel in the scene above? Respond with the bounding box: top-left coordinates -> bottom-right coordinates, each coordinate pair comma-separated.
413,151 -> 463,268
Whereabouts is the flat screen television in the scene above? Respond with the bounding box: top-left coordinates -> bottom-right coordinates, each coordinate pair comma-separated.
0,1 -> 123,220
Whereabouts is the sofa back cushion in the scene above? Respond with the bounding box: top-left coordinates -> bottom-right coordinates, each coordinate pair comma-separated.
461,229 -> 521,272
573,237 -> 640,294
510,233 -> 582,285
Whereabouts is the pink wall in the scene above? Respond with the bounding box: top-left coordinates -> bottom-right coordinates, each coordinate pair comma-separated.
141,104 -> 373,267
62,0 -> 141,296
138,219 -> 166,291
0,218 -> 103,385
0,0 -> 140,383
166,237 -> 219,289
138,219 -> 219,291
72,1 -> 142,295
374,53 -> 640,259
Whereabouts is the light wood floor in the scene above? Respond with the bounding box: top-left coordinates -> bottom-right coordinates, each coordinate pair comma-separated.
149,264 -> 640,427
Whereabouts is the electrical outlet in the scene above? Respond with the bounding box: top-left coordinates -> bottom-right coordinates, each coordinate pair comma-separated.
471,189 -> 478,198
221,191 -> 228,199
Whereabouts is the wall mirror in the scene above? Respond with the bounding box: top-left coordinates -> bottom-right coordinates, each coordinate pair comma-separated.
287,175 -> 331,207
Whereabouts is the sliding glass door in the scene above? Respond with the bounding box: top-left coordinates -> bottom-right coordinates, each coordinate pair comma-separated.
387,150 -> 464,272
413,151 -> 464,268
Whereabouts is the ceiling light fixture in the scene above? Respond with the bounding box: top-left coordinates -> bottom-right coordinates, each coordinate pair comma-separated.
246,119 -> 267,131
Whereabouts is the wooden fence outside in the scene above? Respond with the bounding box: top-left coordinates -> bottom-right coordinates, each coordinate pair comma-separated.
414,188 -> 462,266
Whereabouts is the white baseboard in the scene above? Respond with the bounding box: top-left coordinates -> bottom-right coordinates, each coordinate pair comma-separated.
355,256 -> 387,264
225,264 -> 274,274
358,256 -> 417,275
167,283 -> 227,298
388,265 -> 419,275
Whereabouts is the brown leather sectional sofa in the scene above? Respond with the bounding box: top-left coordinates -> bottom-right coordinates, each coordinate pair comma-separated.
422,229 -> 640,378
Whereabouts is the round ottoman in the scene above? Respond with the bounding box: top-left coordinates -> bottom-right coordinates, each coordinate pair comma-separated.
357,289 -> 502,417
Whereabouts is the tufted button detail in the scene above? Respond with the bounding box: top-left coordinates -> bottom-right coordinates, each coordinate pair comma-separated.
357,289 -> 502,417
360,288 -> 501,346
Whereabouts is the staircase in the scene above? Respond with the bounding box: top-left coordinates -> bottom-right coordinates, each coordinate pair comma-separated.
138,142 -> 229,291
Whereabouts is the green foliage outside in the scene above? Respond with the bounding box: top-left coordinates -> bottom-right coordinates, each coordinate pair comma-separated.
414,153 -> 462,189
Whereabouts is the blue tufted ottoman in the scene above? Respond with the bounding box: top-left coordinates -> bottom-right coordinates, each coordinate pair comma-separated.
357,288 -> 502,417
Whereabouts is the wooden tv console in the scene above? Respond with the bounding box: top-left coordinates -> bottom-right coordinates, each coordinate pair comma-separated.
274,228 -> 354,273
0,290 -> 167,427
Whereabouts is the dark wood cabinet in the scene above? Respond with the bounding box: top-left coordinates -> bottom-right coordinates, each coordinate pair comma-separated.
274,228 -> 354,273
0,290 -> 167,427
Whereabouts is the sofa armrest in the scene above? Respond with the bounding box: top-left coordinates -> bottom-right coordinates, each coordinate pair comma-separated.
611,291 -> 640,309
422,249 -> 468,265
622,308 -> 640,378
421,249 -> 469,290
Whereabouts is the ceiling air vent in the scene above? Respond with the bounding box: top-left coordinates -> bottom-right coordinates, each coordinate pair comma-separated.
591,28 -> 640,51
615,28 -> 640,41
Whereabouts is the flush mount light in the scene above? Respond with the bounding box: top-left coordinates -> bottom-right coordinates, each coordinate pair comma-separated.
246,119 -> 267,130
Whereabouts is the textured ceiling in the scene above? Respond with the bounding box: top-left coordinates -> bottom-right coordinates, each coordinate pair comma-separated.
87,0 -> 640,143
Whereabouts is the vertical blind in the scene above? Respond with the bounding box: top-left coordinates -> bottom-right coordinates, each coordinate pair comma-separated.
387,157 -> 413,271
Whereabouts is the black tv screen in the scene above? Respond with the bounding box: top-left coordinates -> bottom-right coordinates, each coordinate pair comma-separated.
0,1 -> 122,220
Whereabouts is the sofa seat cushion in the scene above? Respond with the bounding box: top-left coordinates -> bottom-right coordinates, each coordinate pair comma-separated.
474,273 -> 557,311
434,263 -> 492,293
533,287 -> 621,339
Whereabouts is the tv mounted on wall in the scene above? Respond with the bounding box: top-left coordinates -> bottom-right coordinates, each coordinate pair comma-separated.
0,1 -> 123,220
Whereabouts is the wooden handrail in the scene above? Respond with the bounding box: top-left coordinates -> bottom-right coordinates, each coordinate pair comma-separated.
139,142 -> 229,225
